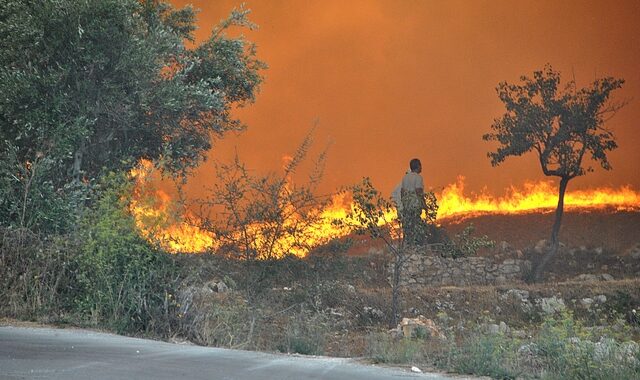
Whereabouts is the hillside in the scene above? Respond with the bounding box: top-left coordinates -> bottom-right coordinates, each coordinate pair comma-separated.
441,208 -> 640,254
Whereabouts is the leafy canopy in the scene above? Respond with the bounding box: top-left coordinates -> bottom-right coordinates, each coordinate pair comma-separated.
483,65 -> 624,180
0,0 -> 265,230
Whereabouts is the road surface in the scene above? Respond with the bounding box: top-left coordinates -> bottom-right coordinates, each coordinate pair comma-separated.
0,326 -> 467,380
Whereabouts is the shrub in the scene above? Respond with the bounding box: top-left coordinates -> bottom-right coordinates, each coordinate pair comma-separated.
75,174 -> 178,335
440,224 -> 494,259
448,332 -> 522,379
535,311 -> 640,380
181,291 -> 256,349
0,227 -> 80,320
280,309 -> 329,355
366,332 -> 427,364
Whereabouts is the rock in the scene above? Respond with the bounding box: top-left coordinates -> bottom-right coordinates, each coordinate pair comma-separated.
594,295 -> 607,304
398,316 -> 445,340
204,280 -> 229,293
502,289 -> 530,303
388,327 -> 402,339
501,265 -> 521,274
346,284 -> 356,293
218,281 -> 229,292
363,306 -> 384,320
628,243 -> 640,259
534,239 -> 548,253
495,275 -> 507,285
518,343 -> 539,357
539,296 -> 566,314
511,330 -> 527,339
498,241 -> 511,253
486,322 -> 509,335
574,274 -> 599,282
600,273 -> 614,281
580,298 -> 594,308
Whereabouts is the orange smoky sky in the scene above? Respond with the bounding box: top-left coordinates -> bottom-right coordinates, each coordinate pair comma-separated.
170,0 -> 640,198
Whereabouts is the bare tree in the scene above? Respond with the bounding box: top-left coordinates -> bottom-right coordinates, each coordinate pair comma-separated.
194,129 -> 330,261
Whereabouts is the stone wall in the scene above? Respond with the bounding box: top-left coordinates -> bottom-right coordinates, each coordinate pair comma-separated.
397,252 -> 531,287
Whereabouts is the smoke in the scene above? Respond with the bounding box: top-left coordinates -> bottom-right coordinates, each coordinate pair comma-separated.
170,0 -> 640,198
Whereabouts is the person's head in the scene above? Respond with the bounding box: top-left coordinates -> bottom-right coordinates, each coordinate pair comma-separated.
409,158 -> 422,173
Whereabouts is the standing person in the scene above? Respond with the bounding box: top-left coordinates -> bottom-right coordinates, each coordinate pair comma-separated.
401,158 -> 427,245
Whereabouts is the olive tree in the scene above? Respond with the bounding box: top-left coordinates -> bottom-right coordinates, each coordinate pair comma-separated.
0,0 -> 265,231
483,65 -> 625,280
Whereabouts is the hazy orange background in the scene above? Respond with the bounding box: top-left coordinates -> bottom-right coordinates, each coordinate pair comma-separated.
171,0 -> 639,197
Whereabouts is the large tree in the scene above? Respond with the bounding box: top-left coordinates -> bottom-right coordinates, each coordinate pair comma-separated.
483,65 -> 624,280
0,0 -> 265,231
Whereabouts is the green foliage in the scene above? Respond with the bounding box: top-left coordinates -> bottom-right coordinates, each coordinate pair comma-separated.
535,311 -> 640,380
0,146 -> 87,233
439,312 -> 640,379
449,332 -> 522,379
440,224 -> 494,258
0,0 -> 265,232
484,65 -> 624,179
484,65 -> 625,277
366,333 -> 427,364
75,174 -> 178,334
344,177 -> 398,239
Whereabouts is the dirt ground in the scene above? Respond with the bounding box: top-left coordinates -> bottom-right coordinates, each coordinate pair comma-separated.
442,209 -> 640,254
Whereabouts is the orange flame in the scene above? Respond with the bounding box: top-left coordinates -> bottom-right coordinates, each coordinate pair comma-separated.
438,176 -> 640,220
129,160 -> 215,253
129,162 -> 640,256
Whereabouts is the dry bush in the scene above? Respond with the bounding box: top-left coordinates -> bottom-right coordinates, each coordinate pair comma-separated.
178,290 -> 257,349
0,228 -> 79,321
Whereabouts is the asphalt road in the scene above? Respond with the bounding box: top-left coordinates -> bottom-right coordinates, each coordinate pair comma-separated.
0,326 -> 464,380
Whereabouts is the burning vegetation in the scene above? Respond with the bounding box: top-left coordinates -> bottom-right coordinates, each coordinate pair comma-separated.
129,160 -> 640,256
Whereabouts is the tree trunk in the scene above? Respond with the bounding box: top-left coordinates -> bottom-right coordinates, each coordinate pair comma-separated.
72,140 -> 86,183
534,176 -> 570,282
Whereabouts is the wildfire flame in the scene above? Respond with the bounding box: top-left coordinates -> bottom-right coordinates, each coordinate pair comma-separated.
129,160 -> 215,253
437,176 -> 640,220
129,162 -> 640,256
